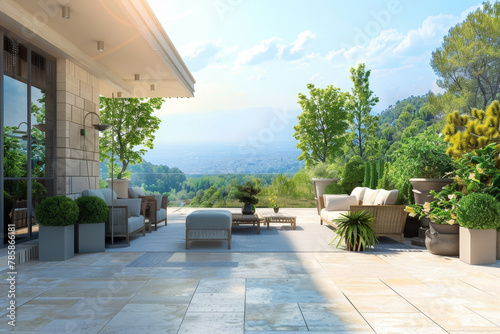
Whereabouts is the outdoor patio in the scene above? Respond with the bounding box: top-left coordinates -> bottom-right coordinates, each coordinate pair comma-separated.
1,208 -> 500,333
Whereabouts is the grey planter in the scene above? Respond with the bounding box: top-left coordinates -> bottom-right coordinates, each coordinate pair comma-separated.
425,222 -> 459,256
39,225 -> 74,261
409,178 -> 453,205
75,223 -> 105,253
460,227 -> 497,265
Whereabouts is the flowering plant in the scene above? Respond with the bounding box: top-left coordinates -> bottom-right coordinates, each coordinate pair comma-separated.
268,195 -> 279,208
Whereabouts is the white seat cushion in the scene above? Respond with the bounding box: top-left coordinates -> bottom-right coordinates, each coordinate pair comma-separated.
323,195 -> 358,211
362,188 -> 380,205
320,209 -> 348,225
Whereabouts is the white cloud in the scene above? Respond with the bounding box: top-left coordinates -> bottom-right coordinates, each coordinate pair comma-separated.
309,73 -> 319,81
178,40 -> 223,72
235,37 -> 281,65
280,30 -> 316,61
248,73 -> 267,80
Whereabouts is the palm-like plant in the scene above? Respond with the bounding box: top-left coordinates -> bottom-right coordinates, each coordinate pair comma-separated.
330,210 -> 378,251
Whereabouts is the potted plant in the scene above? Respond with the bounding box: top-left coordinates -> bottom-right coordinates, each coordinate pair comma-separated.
390,131 -> 454,205
330,210 -> 378,251
99,97 -> 164,198
74,196 -> 109,253
268,195 -> 279,213
234,180 -> 261,214
456,193 -> 500,265
35,196 -> 79,261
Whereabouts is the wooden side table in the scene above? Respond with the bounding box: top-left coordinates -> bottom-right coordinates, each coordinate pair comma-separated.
231,213 -> 263,234
262,214 -> 296,230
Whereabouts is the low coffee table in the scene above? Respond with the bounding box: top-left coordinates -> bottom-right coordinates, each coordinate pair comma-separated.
261,213 -> 297,230
232,213 -> 263,234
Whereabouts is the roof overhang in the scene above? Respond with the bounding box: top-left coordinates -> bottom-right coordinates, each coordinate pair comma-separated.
0,0 -> 195,98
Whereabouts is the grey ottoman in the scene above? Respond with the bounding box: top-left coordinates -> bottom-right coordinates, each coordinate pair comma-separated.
186,210 -> 232,249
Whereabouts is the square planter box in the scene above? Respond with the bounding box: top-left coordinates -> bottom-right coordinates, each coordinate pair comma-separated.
39,225 -> 74,261
460,227 -> 497,265
75,223 -> 105,253
497,231 -> 500,260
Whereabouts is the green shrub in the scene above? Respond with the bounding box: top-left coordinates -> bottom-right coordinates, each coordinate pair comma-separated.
323,182 -> 345,194
330,210 -> 379,251
75,196 -> 109,224
342,156 -> 364,194
35,196 -> 79,226
456,193 -> 500,229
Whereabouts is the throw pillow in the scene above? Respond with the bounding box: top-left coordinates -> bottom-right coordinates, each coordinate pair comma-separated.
374,189 -> 399,205
350,187 -> 367,204
362,188 -> 380,205
324,195 -> 357,211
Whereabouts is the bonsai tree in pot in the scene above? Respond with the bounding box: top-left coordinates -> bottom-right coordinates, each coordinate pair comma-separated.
234,180 -> 261,214
35,196 -> 79,261
330,210 -> 378,251
456,193 -> 500,265
74,196 -> 109,253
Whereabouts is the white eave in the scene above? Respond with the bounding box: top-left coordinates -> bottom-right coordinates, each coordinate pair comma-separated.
0,0 -> 195,98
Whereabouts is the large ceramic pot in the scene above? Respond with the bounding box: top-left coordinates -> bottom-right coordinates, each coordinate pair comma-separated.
425,222 -> 459,256
409,178 -> 453,205
106,179 -> 130,198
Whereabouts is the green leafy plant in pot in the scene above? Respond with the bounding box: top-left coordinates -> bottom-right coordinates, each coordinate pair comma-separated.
35,196 -> 79,261
330,210 -> 379,251
74,196 -> 109,253
456,192 -> 500,264
234,180 -> 261,214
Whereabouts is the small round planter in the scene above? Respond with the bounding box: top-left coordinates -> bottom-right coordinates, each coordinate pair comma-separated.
425,222 -> 459,256
273,207 -> 279,213
242,203 -> 255,215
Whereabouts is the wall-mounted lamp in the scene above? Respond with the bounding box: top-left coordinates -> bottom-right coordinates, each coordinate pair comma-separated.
62,6 -> 70,19
134,74 -> 140,81
81,111 -> 110,136
97,41 -> 104,52
13,121 -> 28,134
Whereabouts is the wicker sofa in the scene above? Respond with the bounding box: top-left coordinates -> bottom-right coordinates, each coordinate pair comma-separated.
319,187 -> 407,243
82,189 -> 146,243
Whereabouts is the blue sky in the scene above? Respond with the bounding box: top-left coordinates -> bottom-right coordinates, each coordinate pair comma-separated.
146,0 -> 485,145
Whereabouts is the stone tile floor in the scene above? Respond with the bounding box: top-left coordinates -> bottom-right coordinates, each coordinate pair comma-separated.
1,208 -> 500,333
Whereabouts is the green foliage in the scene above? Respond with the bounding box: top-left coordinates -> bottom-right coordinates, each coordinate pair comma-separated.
14,180 -> 47,201
456,193 -> 500,229
294,83 -> 349,166
99,97 -> 164,179
234,180 -> 261,205
323,182 -> 345,195
99,179 -> 108,189
345,63 -> 379,159
377,162 -> 392,189
388,131 -> 454,204
342,156 -> 365,194
35,196 -> 79,226
75,196 -> 109,224
330,210 -> 379,251
431,2 -> 500,111
130,161 -> 186,194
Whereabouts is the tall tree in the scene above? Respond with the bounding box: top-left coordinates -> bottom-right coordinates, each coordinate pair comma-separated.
294,83 -> 349,167
99,97 -> 163,179
345,63 -> 379,159
431,2 -> 500,112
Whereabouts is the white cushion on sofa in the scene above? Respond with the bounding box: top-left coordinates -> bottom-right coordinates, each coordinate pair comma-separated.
324,195 -> 358,211
374,189 -> 399,205
350,187 -> 367,204
362,189 -> 380,205
320,209 -> 347,226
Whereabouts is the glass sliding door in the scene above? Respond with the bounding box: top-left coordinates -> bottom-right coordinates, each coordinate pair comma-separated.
2,33 -> 56,244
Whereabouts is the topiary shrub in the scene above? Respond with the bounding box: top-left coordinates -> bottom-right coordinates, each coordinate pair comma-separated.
75,196 -> 109,224
35,196 -> 79,226
323,182 -> 345,195
456,193 -> 500,229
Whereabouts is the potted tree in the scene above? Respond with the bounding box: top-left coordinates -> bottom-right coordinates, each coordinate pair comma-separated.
74,196 -> 109,253
234,180 -> 261,215
330,210 -> 378,251
35,196 -> 79,261
99,97 -> 164,198
456,193 -> 500,265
